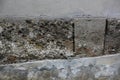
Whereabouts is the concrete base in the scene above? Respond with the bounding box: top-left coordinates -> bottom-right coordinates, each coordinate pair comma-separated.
0,54 -> 120,80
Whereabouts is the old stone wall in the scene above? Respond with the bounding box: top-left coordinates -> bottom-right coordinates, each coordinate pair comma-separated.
0,18 -> 73,64
0,17 -> 120,80
0,17 -> 120,64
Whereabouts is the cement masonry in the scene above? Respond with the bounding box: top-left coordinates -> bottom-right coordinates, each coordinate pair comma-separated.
74,18 -> 106,57
104,19 -> 120,54
0,17 -> 120,80
0,17 -> 119,64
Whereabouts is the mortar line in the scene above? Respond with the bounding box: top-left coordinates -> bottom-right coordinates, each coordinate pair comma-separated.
103,19 -> 108,55
72,22 -> 75,53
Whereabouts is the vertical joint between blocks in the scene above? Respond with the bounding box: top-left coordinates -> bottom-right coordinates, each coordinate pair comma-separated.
103,19 -> 108,55
72,22 -> 75,53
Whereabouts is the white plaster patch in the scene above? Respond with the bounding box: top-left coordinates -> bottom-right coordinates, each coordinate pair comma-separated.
0,26 -> 3,33
29,32 -> 34,38
58,69 -> 68,79
0,41 -> 2,48
117,20 -> 120,23
17,67 -> 26,70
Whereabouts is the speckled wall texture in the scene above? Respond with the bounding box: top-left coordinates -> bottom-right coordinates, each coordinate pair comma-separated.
74,18 -> 106,57
0,18 -> 73,64
0,17 -> 120,64
104,19 -> 120,54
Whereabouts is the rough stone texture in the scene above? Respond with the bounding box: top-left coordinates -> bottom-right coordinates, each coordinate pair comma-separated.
0,18 -> 73,64
0,54 -> 120,80
0,17 -> 120,80
104,19 -> 120,54
74,18 -> 106,57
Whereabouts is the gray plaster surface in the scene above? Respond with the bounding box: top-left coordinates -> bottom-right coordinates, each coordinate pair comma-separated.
0,0 -> 120,18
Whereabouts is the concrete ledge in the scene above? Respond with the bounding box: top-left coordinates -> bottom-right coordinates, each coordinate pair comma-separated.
0,54 -> 120,80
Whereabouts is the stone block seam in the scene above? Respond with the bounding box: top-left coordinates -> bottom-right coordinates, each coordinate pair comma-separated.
0,17 -> 119,64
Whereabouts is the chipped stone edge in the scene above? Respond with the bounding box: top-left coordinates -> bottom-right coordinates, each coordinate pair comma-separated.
0,53 -> 120,66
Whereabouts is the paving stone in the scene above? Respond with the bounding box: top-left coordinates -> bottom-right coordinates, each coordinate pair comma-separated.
0,18 -> 73,64
104,19 -> 120,54
74,18 -> 106,57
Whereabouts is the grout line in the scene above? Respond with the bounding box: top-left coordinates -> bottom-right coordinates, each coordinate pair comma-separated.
67,21 -> 75,61
72,22 -> 75,53
103,19 -> 108,55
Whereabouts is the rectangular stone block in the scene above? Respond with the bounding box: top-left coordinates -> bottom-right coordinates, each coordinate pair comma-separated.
104,19 -> 120,54
0,18 -> 73,64
74,18 -> 106,57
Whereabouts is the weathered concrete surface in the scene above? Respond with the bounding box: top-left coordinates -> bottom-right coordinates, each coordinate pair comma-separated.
104,19 -> 120,54
74,18 -> 106,57
0,54 -> 120,80
0,18 -> 73,64
0,0 -> 120,18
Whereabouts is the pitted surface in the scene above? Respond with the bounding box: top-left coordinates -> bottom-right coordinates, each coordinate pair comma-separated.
0,18 -> 73,64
